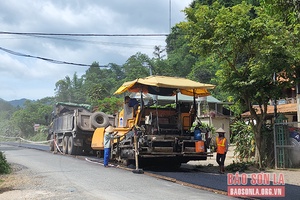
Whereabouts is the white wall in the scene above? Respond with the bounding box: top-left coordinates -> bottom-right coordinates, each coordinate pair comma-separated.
200,116 -> 231,144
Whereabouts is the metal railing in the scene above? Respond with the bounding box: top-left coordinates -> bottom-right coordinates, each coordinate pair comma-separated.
274,121 -> 300,168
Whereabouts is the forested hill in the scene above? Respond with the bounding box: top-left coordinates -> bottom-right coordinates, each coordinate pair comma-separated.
8,98 -> 30,107
0,98 -> 30,107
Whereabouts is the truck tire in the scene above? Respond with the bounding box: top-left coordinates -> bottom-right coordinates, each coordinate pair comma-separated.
67,136 -> 76,155
91,112 -> 110,128
62,136 -> 69,154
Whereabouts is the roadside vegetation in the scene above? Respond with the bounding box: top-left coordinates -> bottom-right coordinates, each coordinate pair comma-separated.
28,130 -> 48,142
0,152 -> 11,174
230,121 -> 255,162
1,0 -> 300,170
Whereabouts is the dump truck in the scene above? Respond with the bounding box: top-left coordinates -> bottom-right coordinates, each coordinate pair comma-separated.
91,75 -> 216,167
48,102 -> 114,155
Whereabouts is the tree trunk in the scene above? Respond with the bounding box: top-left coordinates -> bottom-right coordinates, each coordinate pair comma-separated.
254,124 -> 263,169
255,132 -> 262,169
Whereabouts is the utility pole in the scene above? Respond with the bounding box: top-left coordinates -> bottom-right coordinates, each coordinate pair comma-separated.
273,72 -> 278,168
169,0 -> 172,32
297,84 -> 300,124
142,62 -> 152,76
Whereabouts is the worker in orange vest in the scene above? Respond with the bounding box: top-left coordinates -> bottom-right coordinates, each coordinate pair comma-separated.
215,128 -> 228,174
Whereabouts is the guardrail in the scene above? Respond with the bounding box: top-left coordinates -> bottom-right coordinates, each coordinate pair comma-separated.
0,135 -> 64,154
0,135 -> 50,144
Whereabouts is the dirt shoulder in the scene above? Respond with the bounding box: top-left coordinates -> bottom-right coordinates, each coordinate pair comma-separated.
0,163 -> 51,200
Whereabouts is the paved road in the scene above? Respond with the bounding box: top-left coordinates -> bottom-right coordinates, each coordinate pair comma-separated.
3,142 -> 299,200
149,170 -> 300,200
0,143 -> 235,200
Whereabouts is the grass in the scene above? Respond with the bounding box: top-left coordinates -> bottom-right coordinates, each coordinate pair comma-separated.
28,132 -> 48,142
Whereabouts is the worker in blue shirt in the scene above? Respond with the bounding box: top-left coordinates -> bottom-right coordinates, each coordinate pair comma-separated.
125,96 -> 139,108
103,126 -> 118,167
125,96 -> 139,116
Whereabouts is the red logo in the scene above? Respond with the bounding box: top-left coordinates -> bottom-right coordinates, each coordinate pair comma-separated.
227,172 -> 285,197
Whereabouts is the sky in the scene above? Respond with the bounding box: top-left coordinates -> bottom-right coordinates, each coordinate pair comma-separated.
0,0 -> 193,101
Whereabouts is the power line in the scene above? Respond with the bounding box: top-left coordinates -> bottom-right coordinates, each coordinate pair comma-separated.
0,46 -> 104,67
0,31 -> 168,37
0,31 -> 169,66
0,35 -> 166,49
31,35 -> 163,49
0,31 -> 168,49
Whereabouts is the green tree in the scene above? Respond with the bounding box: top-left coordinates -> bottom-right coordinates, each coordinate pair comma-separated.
260,1 -> 300,88
260,0 -> 300,24
123,52 -> 152,81
188,57 -> 218,85
96,97 -> 123,115
83,62 -> 107,105
0,99 -> 16,136
95,63 -> 125,95
165,25 -> 198,78
148,45 -> 172,76
54,73 -> 85,103
180,1 -> 294,168
231,120 -> 255,161
109,63 -> 126,90
153,45 -> 166,60
37,96 -> 56,105
191,0 -> 259,7
54,75 -> 72,102
82,62 -> 124,105
10,100 -> 52,138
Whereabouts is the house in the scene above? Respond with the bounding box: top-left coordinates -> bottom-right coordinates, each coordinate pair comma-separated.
241,94 -> 300,167
241,102 -> 297,123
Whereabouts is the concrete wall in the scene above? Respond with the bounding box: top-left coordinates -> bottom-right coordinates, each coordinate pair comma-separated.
200,116 -> 231,144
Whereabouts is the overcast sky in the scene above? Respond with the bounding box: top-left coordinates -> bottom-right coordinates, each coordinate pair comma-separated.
0,0 -> 193,101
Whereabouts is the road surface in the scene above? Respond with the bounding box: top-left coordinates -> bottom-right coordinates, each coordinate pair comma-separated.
1,144 -> 235,200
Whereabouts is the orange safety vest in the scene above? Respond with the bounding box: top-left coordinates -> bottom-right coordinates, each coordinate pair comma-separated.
216,137 -> 227,154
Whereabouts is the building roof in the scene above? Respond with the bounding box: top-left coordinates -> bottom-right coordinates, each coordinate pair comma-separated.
241,103 -> 297,117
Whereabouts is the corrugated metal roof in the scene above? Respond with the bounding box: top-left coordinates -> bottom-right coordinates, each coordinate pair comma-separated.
241,103 -> 297,117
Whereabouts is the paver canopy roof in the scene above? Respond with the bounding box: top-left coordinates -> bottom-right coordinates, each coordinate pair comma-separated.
114,75 -> 215,96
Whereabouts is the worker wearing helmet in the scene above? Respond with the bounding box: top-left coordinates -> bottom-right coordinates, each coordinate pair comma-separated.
215,128 -> 228,174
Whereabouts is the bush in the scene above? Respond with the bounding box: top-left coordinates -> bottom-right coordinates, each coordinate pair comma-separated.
231,120 -> 255,161
29,131 -> 48,142
0,151 -> 11,174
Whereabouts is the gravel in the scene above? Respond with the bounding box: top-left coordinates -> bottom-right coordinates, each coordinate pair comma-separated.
0,163 -> 90,200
